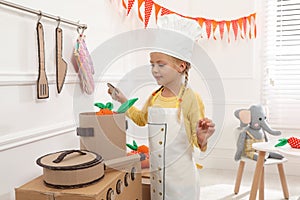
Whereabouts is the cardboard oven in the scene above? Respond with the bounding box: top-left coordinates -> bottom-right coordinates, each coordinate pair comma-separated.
77,112 -> 126,161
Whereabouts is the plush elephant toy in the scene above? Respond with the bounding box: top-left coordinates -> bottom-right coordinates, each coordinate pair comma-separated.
234,104 -> 284,161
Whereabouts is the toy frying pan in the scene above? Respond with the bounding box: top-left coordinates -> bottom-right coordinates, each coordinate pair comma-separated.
116,98 -> 138,113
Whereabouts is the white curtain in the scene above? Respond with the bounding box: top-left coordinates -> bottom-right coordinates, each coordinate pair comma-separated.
262,0 -> 300,130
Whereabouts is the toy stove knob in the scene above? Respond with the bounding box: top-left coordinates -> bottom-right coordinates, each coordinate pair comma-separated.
131,167 -> 136,181
116,179 -> 123,194
106,188 -> 115,200
124,172 -> 130,187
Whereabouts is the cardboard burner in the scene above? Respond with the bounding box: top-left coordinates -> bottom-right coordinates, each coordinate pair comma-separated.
77,112 -> 127,161
36,150 -> 104,189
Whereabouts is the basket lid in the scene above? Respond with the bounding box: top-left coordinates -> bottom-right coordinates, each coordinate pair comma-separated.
36,150 -> 103,170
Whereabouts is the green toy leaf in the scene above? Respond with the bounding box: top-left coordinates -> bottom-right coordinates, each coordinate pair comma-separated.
117,98 -> 138,113
275,138 -> 288,147
133,140 -> 138,148
94,102 -> 114,110
126,143 -> 137,151
94,103 -> 105,109
105,102 -> 113,110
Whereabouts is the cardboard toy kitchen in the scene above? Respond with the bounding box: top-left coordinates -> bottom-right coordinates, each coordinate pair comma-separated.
15,107 -> 147,200
13,7 -> 147,198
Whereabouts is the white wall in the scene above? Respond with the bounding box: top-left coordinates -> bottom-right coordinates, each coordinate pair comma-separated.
0,1 -> 137,199
1,0 -> 299,199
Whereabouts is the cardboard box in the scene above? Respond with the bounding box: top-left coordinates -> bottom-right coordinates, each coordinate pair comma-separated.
142,179 -> 150,200
142,169 -> 151,200
77,112 -> 126,160
15,169 -> 142,200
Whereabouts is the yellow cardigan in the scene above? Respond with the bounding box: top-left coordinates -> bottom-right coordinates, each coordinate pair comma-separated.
127,87 -> 207,151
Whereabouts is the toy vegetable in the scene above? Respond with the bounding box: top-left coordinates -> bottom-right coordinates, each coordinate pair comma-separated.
275,137 -> 300,149
94,102 -> 114,115
126,140 -> 149,168
126,140 -> 149,153
117,98 -> 138,113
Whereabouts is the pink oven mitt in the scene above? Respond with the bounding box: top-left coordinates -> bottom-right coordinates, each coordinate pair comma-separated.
74,34 -> 95,95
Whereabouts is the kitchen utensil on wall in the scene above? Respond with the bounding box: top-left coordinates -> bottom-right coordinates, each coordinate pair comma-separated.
56,25 -> 67,94
36,22 -> 49,99
74,34 -> 95,95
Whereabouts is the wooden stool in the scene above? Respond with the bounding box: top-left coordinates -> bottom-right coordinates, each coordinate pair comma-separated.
234,157 -> 289,200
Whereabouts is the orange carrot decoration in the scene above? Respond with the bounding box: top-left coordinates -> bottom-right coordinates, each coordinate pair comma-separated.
126,140 -> 149,153
94,102 -> 114,115
126,140 -> 150,169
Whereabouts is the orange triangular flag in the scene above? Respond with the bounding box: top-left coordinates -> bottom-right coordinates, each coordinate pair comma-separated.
144,0 -> 154,28
225,21 -> 231,43
122,0 -> 127,9
154,3 -> 161,22
205,19 -> 212,39
127,0 -> 136,15
247,15 -> 252,39
237,18 -> 244,39
137,0 -> 144,22
243,17 -> 247,38
252,13 -> 257,38
212,20 -> 218,40
232,20 -> 238,40
198,18 -> 205,27
219,21 -> 225,40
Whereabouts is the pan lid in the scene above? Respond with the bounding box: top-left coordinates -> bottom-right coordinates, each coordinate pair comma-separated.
36,150 -> 103,170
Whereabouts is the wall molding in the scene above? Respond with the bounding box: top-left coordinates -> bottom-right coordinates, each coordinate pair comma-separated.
0,71 -> 256,86
0,121 -> 76,151
0,72 -> 131,86
0,72 -> 80,86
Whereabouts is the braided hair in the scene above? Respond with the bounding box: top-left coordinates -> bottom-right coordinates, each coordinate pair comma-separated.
176,61 -> 191,120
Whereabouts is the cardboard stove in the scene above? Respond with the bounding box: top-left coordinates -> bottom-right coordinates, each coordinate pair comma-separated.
15,112 -> 144,200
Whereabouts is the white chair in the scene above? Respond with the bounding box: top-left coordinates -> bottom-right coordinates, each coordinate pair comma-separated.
234,156 -> 289,199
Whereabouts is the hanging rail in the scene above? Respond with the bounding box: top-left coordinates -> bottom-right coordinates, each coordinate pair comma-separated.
0,0 -> 87,30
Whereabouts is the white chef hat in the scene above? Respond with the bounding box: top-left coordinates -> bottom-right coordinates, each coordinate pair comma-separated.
152,14 -> 201,63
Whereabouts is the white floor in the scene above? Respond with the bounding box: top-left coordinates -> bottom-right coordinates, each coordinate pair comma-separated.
199,168 -> 300,200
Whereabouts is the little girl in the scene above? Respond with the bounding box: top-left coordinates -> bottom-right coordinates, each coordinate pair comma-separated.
108,51 -> 215,200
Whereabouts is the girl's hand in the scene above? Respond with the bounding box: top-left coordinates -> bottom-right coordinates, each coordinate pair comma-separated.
196,118 -> 215,148
107,83 -> 127,103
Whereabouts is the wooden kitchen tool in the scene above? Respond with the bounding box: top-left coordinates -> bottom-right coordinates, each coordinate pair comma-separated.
56,27 -> 67,93
36,22 -> 49,99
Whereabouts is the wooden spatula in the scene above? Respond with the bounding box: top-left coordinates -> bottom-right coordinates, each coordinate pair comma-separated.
56,27 -> 67,93
36,22 -> 49,99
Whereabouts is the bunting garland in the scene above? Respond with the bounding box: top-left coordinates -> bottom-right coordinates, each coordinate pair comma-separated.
120,0 -> 256,41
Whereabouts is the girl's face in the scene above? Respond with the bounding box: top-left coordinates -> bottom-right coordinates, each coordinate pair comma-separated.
150,52 -> 185,87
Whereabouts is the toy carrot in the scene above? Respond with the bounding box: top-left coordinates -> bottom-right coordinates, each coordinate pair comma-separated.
94,102 -> 114,115
126,140 -> 149,169
126,140 -> 149,153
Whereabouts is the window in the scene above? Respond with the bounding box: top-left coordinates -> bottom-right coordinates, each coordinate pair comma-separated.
263,0 -> 300,130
